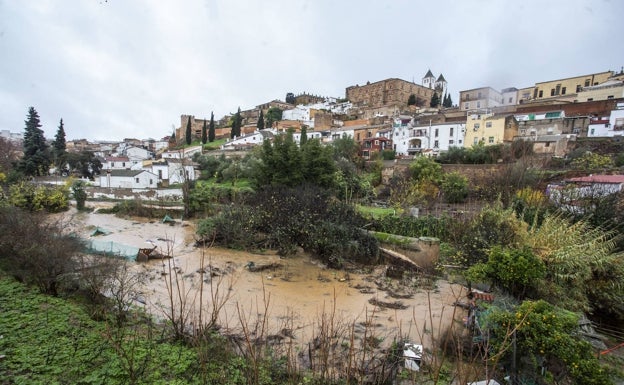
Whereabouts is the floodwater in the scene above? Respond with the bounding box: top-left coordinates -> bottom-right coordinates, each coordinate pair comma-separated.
64,207 -> 468,350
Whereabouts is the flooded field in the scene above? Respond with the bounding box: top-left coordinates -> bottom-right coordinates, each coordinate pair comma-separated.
64,207 -> 468,351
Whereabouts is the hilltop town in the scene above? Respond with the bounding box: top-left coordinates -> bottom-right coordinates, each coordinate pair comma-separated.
5,68 -> 623,189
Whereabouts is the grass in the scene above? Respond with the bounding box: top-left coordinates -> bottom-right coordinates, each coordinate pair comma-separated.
0,273 -> 200,385
356,204 -> 397,219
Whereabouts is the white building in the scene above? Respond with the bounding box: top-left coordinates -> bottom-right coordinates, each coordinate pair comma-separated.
99,169 -> 158,189
161,145 -> 203,159
125,146 -> 153,164
587,103 -> 624,137
151,159 -> 197,185
392,117 -> 465,156
102,156 -> 131,170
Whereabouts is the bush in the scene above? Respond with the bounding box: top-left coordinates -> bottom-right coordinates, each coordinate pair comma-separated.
0,206 -> 83,296
440,172 -> 468,203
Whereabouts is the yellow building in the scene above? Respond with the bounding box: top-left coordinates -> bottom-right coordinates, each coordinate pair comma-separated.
464,112 -> 518,147
576,80 -> 624,102
518,71 -> 613,103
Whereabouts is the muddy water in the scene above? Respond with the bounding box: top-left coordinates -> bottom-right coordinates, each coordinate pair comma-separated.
67,208 -> 467,349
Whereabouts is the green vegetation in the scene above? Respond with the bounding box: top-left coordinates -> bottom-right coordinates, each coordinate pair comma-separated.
16,107 -> 50,177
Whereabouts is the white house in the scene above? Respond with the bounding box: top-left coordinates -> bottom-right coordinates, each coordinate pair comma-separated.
548,174 -> 624,213
125,146 -> 153,164
102,156 -> 131,170
587,103 -> 624,137
151,159 -> 197,185
99,169 -> 158,189
161,145 -> 203,159
392,117 -> 465,156
221,130 -> 268,150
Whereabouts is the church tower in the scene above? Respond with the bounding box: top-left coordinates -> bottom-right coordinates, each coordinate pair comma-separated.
435,74 -> 447,98
422,69 -> 435,89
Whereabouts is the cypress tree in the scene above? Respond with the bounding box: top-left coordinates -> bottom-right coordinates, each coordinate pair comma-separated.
257,109 -> 265,130
201,119 -> 207,144
208,112 -> 215,142
52,118 -> 67,170
300,126 -> 308,146
430,92 -> 440,108
185,116 -> 192,145
19,106 -> 50,176
231,107 -> 242,139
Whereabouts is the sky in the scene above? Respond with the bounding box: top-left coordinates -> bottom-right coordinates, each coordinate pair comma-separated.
1,0 -> 623,142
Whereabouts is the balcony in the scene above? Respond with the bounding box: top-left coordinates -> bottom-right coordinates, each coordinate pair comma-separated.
411,129 -> 428,137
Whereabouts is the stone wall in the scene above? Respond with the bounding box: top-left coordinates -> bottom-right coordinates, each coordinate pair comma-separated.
87,187 -> 184,202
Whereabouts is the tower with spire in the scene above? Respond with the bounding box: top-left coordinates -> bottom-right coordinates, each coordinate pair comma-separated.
422,69 -> 436,89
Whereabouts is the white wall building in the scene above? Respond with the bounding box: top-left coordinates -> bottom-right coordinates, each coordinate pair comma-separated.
587,103 -> 624,137
161,145 -> 202,159
392,117 -> 465,156
99,169 -> 158,189
102,156 -> 131,170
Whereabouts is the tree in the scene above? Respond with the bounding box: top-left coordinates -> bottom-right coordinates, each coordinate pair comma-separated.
72,180 -> 88,211
299,125 -> 308,146
18,107 -> 50,176
51,118 -> 67,171
265,107 -> 283,129
0,137 -> 20,174
201,119 -> 207,145
407,94 -> 417,106
440,171 -> 469,203
208,111 -> 215,142
231,107 -> 242,139
285,92 -> 295,104
185,116 -> 192,145
65,151 -> 102,179
442,93 -> 453,108
429,92 -> 440,108
256,109 -> 265,130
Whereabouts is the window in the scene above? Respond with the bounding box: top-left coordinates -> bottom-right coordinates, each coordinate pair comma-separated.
590,128 -> 595,135
550,89 -> 555,96
435,128 -> 439,137
474,123 -> 480,129
434,140 -> 439,148
561,87 -> 566,95
449,139 -> 454,144
464,102 -> 469,109
459,140 -> 462,144
487,136 -> 493,144
464,94 -> 469,100
478,92 -> 482,98
544,142 -> 550,147
555,84 -> 561,95
509,97 -> 513,103
538,90 -> 543,98
122,162 -> 126,167
477,101 -> 481,108
135,178 -> 139,183
486,122 -> 492,128
375,140 -> 379,145
150,179 -> 153,184
450,127 -> 454,136
474,137 -> 478,144
587,98 -> 594,101
533,89 -> 538,99
585,79 -> 590,87
158,170 -> 162,179
576,85 -> 582,92
608,95 -> 614,99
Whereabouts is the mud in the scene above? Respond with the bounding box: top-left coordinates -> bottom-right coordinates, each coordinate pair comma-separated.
64,207 -> 468,351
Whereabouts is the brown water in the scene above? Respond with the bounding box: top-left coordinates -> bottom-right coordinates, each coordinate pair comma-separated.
66,208 -> 467,349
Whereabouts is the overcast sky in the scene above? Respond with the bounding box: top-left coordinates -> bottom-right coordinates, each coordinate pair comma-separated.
1,0 -> 623,142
